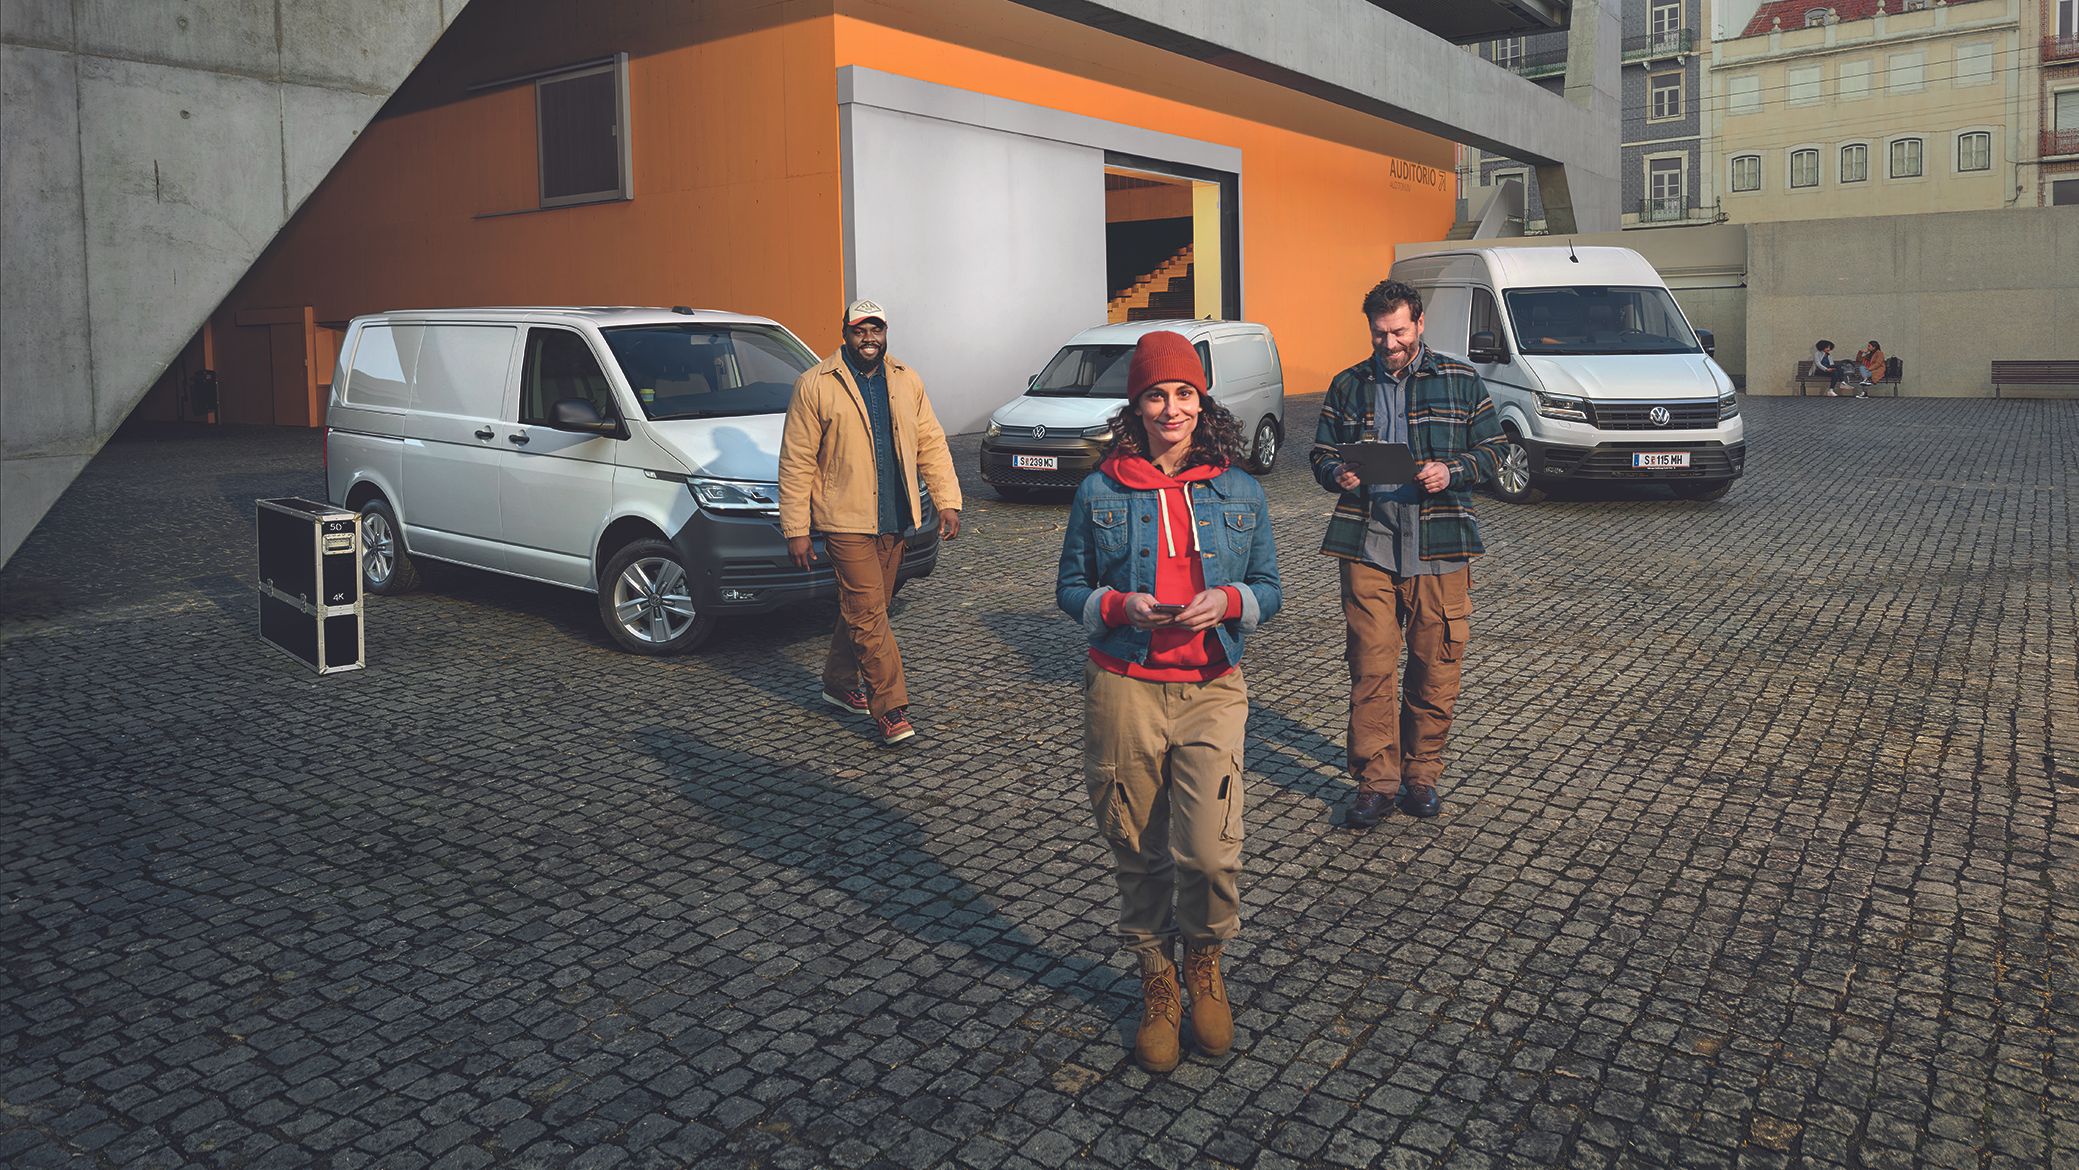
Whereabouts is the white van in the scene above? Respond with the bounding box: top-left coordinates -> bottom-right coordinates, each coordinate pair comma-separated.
1390,246 -> 1744,502
323,307 -> 940,654
977,319 -> 1285,496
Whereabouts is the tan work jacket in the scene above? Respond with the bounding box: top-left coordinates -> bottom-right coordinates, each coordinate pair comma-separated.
777,351 -> 962,539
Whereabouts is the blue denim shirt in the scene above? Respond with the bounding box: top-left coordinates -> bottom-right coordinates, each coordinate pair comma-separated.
841,348 -> 909,535
1055,464 -> 1283,668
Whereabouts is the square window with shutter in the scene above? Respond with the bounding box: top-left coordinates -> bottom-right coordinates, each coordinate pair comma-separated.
536,56 -> 631,208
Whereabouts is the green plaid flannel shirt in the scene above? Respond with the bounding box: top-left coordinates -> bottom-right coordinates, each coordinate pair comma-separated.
1308,347 -> 1507,562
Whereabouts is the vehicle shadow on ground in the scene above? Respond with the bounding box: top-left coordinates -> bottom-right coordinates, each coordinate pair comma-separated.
634,727 -> 1133,1032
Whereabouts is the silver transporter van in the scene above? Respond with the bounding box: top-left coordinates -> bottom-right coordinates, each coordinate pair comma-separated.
323,307 -> 939,654
1391,246 -> 1744,502
978,319 -> 1285,496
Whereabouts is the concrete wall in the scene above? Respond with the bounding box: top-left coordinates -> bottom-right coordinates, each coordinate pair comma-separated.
1745,206 -> 2079,395
0,0 -> 467,567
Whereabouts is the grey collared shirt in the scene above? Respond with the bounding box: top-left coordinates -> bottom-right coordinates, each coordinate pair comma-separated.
1360,350 -> 1454,577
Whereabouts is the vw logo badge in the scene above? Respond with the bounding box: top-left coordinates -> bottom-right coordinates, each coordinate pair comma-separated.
1031,425 -> 1047,440
1648,406 -> 1671,427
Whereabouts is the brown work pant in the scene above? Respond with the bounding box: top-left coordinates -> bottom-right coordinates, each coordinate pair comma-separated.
1083,662 -> 1248,958
821,533 -> 908,716
1342,561 -> 1471,796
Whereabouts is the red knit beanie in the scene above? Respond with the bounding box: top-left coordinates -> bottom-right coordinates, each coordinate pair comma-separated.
1126,330 -> 1207,398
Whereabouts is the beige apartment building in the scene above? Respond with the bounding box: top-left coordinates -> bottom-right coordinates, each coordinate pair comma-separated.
2039,0 -> 2079,202
1710,0 -> 2032,222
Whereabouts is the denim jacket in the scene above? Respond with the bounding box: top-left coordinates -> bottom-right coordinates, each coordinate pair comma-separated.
1055,465 -> 1283,668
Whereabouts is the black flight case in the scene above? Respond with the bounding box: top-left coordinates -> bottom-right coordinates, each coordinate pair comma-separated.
255,497 -> 365,674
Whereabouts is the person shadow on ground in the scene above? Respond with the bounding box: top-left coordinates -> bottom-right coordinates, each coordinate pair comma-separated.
631,727 -> 1134,1036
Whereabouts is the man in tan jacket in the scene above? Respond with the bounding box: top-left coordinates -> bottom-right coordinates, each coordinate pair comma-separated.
778,299 -> 962,745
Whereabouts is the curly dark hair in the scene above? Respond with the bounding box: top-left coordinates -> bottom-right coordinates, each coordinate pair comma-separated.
1100,391 -> 1245,471
1362,279 -> 1424,322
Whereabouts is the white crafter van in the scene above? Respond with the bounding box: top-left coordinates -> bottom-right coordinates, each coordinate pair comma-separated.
1390,246 -> 1744,502
323,307 -> 940,655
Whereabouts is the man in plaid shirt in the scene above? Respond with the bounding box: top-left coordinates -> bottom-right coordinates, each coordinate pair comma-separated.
1310,280 -> 1507,828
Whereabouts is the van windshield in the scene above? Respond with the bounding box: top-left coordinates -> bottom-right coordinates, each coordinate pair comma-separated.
1503,286 -> 1701,355
1027,344 -> 1137,397
602,324 -> 817,419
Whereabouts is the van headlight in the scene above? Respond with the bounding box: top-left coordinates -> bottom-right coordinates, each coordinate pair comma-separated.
1080,425 -> 1113,440
690,478 -> 781,515
1534,391 -> 1591,422
984,421 -> 1002,440
1718,392 -> 1740,420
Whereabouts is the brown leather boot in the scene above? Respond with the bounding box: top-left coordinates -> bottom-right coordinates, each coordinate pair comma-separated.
1183,943 -> 1233,1056
1133,948 -> 1182,1073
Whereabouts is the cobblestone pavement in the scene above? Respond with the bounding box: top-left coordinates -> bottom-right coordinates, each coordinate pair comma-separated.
2,396 -> 2073,1170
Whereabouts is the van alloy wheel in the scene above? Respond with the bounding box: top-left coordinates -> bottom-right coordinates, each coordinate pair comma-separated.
1492,434 -> 1546,504
1251,420 -> 1279,474
613,557 -> 697,645
362,512 -> 395,586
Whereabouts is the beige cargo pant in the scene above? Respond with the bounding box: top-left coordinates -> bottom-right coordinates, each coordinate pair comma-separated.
1083,661 -> 1248,958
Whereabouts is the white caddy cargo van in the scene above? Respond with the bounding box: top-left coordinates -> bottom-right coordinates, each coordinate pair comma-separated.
978,319 -> 1285,496
323,307 -> 939,655
1390,246 -> 1744,502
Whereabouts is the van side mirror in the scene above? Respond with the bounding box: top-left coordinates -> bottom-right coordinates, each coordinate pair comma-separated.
550,397 -> 618,435
1028,373 -> 1039,390
1695,328 -> 1716,357
1468,330 -> 1510,364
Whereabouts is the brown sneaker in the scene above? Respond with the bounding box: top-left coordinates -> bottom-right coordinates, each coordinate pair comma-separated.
821,685 -> 870,715
1183,943 -> 1233,1057
1133,948 -> 1182,1073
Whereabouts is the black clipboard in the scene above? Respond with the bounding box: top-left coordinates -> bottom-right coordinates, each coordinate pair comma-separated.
1335,440 -> 1417,484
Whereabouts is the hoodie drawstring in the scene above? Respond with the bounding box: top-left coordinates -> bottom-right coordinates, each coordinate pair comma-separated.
1159,485 -> 1203,559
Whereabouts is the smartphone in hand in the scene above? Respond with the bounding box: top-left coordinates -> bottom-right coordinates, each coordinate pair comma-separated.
1150,603 -> 1186,617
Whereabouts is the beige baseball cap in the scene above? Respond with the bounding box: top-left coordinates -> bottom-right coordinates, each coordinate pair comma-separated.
844,298 -> 888,326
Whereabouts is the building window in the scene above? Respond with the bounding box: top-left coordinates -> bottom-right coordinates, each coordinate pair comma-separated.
1804,8 -> 1828,28
1840,143 -> 1869,183
1729,76 -> 1762,114
1644,157 -> 1687,220
1731,154 -> 1762,192
1788,65 -> 1823,105
1956,132 -> 1992,172
1790,149 -> 1820,187
1890,138 -> 1924,178
2061,0 -> 2077,39
1650,73 -> 1684,120
1651,2 -> 1681,36
1492,36 -> 1524,69
1954,43 -> 1994,87
1886,52 -> 1925,94
536,55 -> 632,208
2052,178 -> 2079,205
2054,90 -> 2079,155
1838,59 -> 1871,100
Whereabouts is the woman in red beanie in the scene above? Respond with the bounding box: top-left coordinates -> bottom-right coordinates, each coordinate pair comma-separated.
1055,330 -> 1283,1072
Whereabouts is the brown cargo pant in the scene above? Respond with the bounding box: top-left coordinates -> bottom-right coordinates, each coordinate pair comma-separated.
1342,561 -> 1471,796
821,533 -> 908,717
1083,661 -> 1248,958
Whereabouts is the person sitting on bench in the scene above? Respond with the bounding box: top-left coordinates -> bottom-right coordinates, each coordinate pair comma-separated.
1813,340 -> 1857,397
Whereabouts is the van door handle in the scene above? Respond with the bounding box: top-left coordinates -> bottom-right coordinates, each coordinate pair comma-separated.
474,427 -> 494,441
507,432 -> 530,446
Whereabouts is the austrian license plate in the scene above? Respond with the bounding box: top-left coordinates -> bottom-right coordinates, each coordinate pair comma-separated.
1011,455 -> 1059,470
1632,452 -> 1691,469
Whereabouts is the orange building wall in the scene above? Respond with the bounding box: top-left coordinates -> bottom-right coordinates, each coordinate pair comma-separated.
194,2 -> 847,426
181,0 -> 1456,426
832,1 -> 1459,401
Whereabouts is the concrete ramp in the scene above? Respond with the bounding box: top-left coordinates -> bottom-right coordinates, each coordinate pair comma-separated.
0,1 -> 471,566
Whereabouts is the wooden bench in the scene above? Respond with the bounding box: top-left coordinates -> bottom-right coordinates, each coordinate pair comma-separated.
1990,360 -> 2079,398
1795,357 -> 1902,396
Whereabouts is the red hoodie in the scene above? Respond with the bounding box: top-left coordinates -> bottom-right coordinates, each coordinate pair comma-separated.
1090,453 -> 1244,682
